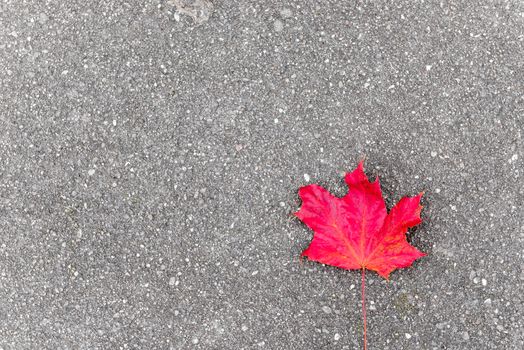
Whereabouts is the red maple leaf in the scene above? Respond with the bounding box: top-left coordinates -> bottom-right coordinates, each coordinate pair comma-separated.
296,161 -> 426,349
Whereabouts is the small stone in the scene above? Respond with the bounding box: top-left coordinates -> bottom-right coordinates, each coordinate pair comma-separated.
321,306 -> 332,314
38,13 -> 49,24
369,301 -> 376,311
304,173 -> 310,182
462,331 -> 470,341
241,325 -> 248,332
280,8 -> 293,18
334,333 -> 341,341
235,144 -> 243,152
88,169 -> 96,176
431,151 -> 437,157
405,333 -> 412,339
274,19 -> 284,32
169,277 -> 176,286
481,278 -> 487,286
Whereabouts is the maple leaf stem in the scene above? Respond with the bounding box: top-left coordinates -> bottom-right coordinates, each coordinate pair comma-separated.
361,267 -> 367,350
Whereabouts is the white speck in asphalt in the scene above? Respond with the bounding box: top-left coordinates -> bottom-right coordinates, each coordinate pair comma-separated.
334,333 -> 341,341
304,173 -> 310,182
88,169 -> 95,176
405,333 -> 412,339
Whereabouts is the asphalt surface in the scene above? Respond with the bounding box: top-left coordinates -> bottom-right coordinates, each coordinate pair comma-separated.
0,1 -> 523,349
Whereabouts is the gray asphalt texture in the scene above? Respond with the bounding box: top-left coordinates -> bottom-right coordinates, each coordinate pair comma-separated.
1,1 -> 523,349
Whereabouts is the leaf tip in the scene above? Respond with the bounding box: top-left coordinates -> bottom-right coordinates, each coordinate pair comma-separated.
294,209 -> 304,221
345,160 -> 370,186
300,248 -> 310,258
357,159 -> 365,171
380,271 -> 391,280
